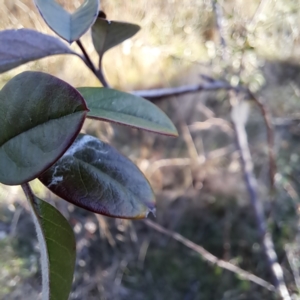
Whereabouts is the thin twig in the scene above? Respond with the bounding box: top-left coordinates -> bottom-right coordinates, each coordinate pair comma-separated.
21,182 -> 36,206
132,81 -> 234,99
96,214 -> 116,247
76,39 -> 110,88
9,206 -> 23,237
132,79 -> 276,190
237,0 -> 276,191
189,117 -> 233,135
76,39 -> 98,75
285,244 -> 300,292
230,93 -> 290,300
211,0 -> 288,296
98,56 -> 110,88
174,102 -> 199,162
144,219 -> 276,292
212,0 -> 229,62
132,79 -> 276,192
248,0 -> 270,31
247,90 -> 276,190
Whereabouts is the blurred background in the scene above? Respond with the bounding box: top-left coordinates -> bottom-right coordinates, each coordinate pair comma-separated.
1,0 -> 300,299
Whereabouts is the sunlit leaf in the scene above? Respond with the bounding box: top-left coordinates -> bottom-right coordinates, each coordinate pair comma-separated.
0,71 -> 88,185
78,87 -> 178,136
39,134 -> 156,219
34,0 -> 99,43
27,193 -> 76,300
0,29 -> 78,73
91,15 -> 140,58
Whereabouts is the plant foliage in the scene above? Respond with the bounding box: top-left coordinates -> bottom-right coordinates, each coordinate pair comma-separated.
0,0 -> 177,298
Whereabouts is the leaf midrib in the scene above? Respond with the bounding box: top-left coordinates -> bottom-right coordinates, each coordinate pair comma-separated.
71,155 -> 146,214
87,108 -> 176,135
0,110 -> 85,149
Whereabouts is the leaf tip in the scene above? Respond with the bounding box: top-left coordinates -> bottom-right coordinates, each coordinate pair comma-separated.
160,127 -> 179,137
170,128 -> 179,137
140,197 -> 156,219
133,206 -> 156,220
146,207 -> 156,218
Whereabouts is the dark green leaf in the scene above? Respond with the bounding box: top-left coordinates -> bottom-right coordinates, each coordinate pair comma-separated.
78,87 -> 178,136
91,16 -> 140,58
0,71 -> 88,185
39,134 -> 155,219
0,29 -> 78,73
34,0 -> 99,43
28,194 -> 76,300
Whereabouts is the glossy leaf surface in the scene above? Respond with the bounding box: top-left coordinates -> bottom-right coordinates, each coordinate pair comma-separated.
78,87 -> 178,136
91,16 -> 140,58
39,134 -> 155,219
27,193 -> 76,300
0,71 -> 88,185
34,0 -> 99,43
0,29 -> 77,73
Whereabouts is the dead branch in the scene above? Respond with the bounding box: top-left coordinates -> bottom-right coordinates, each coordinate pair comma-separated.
212,0 -> 287,296
247,90 -> 276,190
131,81 -> 233,99
144,219 -> 276,292
230,93 -> 290,300
132,80 -> 276,192
189,117 -> 233,135
212,0 -> 229,62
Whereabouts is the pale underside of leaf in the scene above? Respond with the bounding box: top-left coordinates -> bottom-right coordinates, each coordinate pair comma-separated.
78,87 -> 178,136
0,29 -> 78,74
34,0 -> 99,43
39,134 -> 155,219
